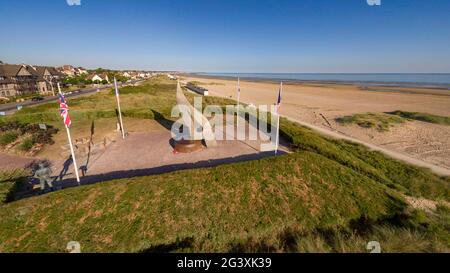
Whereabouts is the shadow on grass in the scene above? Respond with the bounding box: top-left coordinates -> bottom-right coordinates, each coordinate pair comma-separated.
1,173 -> 34,204
139,237 -> 195,253
151,109 -> 174,130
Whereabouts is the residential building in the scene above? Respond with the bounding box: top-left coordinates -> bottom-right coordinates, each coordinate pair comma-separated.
76,67 -> 88,75
32,66 -> 64,94
58,65 -> 76,77
87,72 -> 110,83
0,64 -> 49,97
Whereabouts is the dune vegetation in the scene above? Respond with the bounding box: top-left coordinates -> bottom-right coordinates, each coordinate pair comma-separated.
335,111 -> 450,131
387,110 -> 450,126
335,113 -> 405,132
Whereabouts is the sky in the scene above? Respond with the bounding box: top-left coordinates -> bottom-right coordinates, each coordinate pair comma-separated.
0,0 -> 449,73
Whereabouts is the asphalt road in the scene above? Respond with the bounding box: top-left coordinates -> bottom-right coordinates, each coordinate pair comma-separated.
0,80 -> 144,115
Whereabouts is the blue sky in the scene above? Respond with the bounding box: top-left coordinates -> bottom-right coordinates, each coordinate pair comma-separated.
1,0 -> 449,72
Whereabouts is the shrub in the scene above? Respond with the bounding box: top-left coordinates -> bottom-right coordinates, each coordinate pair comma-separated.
0,121 -> 58,147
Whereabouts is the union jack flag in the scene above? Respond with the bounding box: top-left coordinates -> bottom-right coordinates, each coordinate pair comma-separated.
59,93 -> 71,127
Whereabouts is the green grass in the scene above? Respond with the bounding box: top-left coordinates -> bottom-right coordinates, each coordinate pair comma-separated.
280,118 -> 450,201
0,76 -> 177,127
0,76 -> 448,253
0,132 -> 19,146
17,137 -> 34,151
0,152 -> 409,252
335,113 -> 405,132
387,110 -> 450,126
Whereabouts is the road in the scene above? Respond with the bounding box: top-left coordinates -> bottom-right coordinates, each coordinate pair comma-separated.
0,80 -> 144,115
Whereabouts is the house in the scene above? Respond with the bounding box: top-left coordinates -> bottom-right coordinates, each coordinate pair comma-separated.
32,66 -> 64,94
87,72 -> 110,83
186,82 -> 209,96
76,67 -> 88,75
58,65 -> 76,77
128,71 -> 139,80
167,74 -> 177,80
0,64 -> 48,97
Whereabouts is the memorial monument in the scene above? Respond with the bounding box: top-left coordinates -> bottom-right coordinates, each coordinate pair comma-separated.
173,81 -> 217,153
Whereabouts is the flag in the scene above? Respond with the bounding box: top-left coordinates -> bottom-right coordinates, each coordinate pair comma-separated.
237,77 -> 241,102
274,82 -> 283,155
59,93 -> 71,127
275,83 -> 282,114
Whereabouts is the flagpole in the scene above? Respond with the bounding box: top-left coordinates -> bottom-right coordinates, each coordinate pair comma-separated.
236,77 -> 240,130
57,83 -> 80,185
275,82 -> 282,155
114,77 -> 125,139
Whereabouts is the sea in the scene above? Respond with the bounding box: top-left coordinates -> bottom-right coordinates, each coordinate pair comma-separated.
194,73 -> 450,89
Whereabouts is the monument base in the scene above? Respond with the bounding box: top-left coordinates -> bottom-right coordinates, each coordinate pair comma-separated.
174,140 -> 204,153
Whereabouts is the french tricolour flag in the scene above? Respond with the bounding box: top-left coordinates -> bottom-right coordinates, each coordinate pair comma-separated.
276,82 -> 283,114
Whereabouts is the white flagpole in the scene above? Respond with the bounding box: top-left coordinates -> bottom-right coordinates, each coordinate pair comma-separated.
57,83 -> 80,185
275,82 -> 282,155
114,77 -> 125,139
236,77 -> 240,130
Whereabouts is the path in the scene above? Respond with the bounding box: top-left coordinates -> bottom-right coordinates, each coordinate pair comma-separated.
0,152 -> 35,170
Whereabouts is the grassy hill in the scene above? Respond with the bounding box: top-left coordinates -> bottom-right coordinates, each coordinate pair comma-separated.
0,76 -> 449,252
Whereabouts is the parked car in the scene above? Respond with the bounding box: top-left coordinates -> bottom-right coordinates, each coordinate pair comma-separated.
31,96 -> 44,102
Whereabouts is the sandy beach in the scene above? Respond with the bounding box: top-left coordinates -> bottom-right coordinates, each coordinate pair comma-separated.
182,75 -> 450,171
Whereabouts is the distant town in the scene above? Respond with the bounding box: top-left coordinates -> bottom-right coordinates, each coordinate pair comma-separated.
0,60 -> 174,102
